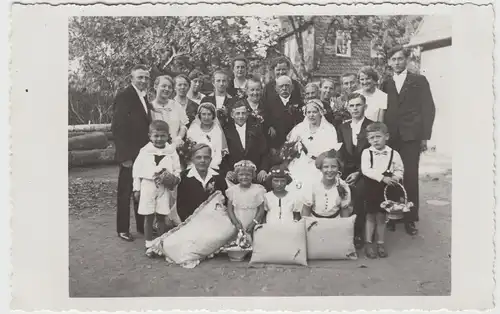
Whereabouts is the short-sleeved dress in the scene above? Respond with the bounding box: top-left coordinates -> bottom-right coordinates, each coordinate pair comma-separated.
264,191 -> 298,223
301,178 -> 351,218
226,184 -> 266,228
151,99 -> 189,139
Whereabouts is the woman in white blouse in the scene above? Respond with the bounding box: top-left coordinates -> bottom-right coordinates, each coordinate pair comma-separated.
300,150 -> 352,219
286,99 -> 342,188
355,66 -> 387,122
186,102 -> 228,170
151,75 -> 188,148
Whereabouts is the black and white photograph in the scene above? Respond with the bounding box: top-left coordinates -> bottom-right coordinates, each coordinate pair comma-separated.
9,1 -> 495,311
68,14 -> 451,297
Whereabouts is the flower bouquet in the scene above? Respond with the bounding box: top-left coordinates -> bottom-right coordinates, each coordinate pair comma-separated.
216,107 -> 229,126
250,110 -> 265,125
221,229 -> 253,262
380,182 -> 414,221
279,140 -> 303,162
176,138 -> 197,169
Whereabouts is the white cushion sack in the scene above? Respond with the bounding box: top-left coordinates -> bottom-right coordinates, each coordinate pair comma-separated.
250,220 -> 308,266
148,191 -> 236,267
304,215 -> 357,260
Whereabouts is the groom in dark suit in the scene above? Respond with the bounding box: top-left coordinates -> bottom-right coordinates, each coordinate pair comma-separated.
337,92 -> 373,248
222,100 -> 270,184
381,46 -> 436,235
111,64 -> 152,242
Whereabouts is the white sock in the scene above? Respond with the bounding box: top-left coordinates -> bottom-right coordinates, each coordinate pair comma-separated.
145,240 -> 152,248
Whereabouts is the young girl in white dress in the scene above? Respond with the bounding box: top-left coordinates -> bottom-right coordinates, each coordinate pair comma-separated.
300,150 -> 352,219
263,166 -> 300,223
226,160 -> 267,235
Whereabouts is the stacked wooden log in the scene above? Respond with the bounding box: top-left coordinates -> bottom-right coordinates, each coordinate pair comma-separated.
68,124 -> 116,168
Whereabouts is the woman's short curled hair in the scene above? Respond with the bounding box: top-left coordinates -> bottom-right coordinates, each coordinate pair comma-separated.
315,149 -> 343,173
357,66 -> 379,83
154,75 -> 174,90
174,74 -> 191,88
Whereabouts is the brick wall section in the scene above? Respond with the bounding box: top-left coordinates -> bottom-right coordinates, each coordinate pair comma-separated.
276,16 -> 373,82
312,16 -> 372,80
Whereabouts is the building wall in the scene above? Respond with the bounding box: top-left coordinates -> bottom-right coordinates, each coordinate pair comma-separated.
312,16 -> 372,80
419,44 -> 452,157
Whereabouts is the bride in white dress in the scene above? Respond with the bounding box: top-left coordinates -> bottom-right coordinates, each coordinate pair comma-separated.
285,99 -> 342,188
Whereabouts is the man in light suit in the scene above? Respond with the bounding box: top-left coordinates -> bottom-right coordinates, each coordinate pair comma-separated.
111,64 -> 153,242
381,46 -> 436,235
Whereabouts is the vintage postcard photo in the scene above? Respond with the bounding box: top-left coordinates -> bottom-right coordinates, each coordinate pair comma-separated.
9,1 -> 495,312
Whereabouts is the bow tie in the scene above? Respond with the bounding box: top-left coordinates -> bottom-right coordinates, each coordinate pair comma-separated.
373,151 -> 388,156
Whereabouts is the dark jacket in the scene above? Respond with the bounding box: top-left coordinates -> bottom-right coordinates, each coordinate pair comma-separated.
111,85 -> 153,163
222,121 -> 270,174
184,99 -> 200,127
176,168 -> 228,222
337,118 -> 373,178
262,80 -> 304,149
227,78 -> 248,100
380,72 -> 436,142
321,100 -> 336,127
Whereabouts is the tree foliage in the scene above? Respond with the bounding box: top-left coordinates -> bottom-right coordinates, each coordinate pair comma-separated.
68,15 -> 422,124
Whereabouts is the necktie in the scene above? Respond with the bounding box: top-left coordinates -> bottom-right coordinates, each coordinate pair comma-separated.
373,151 -> 388,156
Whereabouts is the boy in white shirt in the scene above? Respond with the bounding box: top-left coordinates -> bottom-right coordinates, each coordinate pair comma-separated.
132,120 -> 181,256
361,122 -> 404,259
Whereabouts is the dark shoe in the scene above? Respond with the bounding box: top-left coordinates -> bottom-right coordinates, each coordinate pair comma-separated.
405,222 -> 418,235
386,220 -> 396,232
118,232 -> 134,242
354,236 -> 364,249
377,243 -> 388,258
364,243 -> 377,259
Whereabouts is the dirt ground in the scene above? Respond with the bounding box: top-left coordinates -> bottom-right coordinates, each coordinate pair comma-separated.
69,153 -> 451,297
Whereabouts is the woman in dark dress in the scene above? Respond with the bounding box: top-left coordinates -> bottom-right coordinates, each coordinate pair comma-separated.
177,143 -> 228,221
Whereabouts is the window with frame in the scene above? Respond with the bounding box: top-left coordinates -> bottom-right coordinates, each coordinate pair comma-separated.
335,30 -> 352,57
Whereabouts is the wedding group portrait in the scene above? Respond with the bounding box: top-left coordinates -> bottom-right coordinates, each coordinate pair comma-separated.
68,14 -> 452,297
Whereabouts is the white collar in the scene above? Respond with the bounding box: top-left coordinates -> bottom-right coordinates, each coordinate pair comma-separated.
280,95 -> 291,104
350,117 -> 365,127
210,92 -> 232,99
141,142 -> 176,155
187,167 -> 218,185
247,99 -> 259,109
369,145 -> 391,153
234,78 -> 247,89
132,84 -> 146,98
393,69 -> 408,78
235,122 -> 247,130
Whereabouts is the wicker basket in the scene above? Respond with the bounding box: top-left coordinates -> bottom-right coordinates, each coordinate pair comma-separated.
380,182 -> 414,221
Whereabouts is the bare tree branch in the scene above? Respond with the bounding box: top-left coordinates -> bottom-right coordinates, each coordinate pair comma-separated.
69,100 -> 86,124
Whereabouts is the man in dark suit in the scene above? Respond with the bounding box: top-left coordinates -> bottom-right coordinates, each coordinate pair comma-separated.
337,92 -> 373,249
381,46 -> 436,235
222,101 -> 269,184
111,64 -> 153,242
262,57 -> 303,104
201,69 -> 235,128
264,75 -> 304,151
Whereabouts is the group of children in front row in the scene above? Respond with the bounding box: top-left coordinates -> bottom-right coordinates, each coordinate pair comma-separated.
132,118 -> 404,260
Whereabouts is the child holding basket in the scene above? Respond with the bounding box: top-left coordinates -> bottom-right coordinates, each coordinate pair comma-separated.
361,122 -> 404,259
